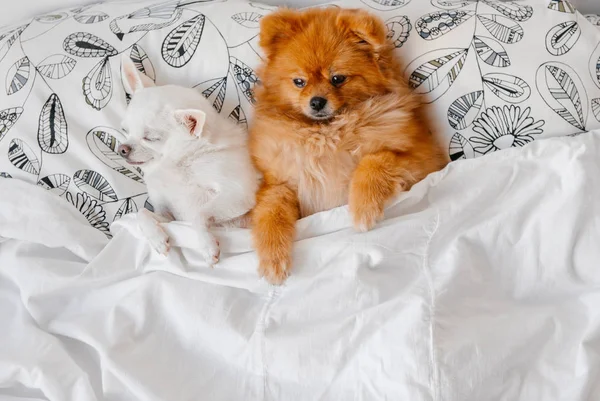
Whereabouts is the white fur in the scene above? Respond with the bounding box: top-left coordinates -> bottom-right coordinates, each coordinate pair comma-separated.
120,55 -> 259,264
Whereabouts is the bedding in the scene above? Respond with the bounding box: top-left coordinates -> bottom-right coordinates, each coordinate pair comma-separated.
1,130 -> 600,400
1,0 -> 600,234
0,0 -> 600,236
1,0 -> 600,399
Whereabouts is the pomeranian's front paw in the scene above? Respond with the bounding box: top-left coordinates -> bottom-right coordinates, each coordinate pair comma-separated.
199,237 -> 220,266
147,226 -> 170,256
258,256 -> 290,285
349,200 -> 385,233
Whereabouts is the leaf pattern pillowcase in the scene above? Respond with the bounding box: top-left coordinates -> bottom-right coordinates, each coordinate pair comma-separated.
0,0 -> 599,237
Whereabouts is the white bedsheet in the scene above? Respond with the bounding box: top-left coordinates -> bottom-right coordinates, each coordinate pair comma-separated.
1,131 -> 600,401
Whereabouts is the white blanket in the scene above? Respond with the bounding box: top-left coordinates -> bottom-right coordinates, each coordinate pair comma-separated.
1,131 -> 600,401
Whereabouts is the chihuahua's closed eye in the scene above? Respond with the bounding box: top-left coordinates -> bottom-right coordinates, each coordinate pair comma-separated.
120,54 -> 259,264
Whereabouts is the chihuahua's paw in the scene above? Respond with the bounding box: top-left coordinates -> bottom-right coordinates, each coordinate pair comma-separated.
258,257 -> 290,285
199,237 -> 220,266
350,200 -> 384,233
147,226 -> 171,256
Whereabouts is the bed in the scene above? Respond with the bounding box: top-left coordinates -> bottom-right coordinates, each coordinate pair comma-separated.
1,0 -> 600,400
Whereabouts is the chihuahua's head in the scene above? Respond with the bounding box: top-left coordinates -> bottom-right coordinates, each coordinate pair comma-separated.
257,8 -> 395,121
118,55 -> 208,169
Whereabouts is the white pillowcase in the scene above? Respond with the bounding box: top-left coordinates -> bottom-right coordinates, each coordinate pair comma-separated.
0,0 -> 598,235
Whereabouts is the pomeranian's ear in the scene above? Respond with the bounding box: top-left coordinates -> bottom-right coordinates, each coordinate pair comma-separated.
121,53 -> 155,94
336,9 -> 388,54
174,109 -> 207,138
259,8 -> 303,58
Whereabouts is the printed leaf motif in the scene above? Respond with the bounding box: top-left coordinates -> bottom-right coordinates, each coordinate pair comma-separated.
229,105 -> 248,127
66,191 -> 111,237
83,57 -> 112,110
230,57 -> 259,104
35,13 -> 68,23
162,14 -> 205,68
129,2 -> 177,18
536,62 -> 587,130
545,21 -> 580,56
74,11 -> 109,24
406,48 -> 468,103
109,3 -> 183,41
232,12 -> 263,28
473,36 -> 510,68
73,169 -> 118,202
38,94 -> 68,154
481,1 -> 533,22
6,57 -> 30,95
130,44 -> 155,81
471,105 -> 544,155
63,32 -> 118,58
86,127 -> 144,183
71,3 -> 98,14
114,198 -> 138,221
449,132 -> 475,160
360,0 -> 411,11
37,173 -> 70,196
201,77 -> 228,112
483,73 -> 531,103
547,0 -> 575,13
416,10 -> 474,40
386,16 -> 412,48
448,90 -> 484,130
0,107 -> 23,142
591,44 -> 600,88
431,0 -> 475,10
477,14 -> 523,44
8,139 -> 40,175
592,98 -> 600,123
0,26 -> 26,63
37,54 -> 77,79
249,2 -> 278,11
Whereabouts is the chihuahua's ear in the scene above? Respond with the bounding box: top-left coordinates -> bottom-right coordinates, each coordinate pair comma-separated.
259,8 -> 303,59
174,109 -> 207,138
336,9 -> 388,55
121,53 -> 155,94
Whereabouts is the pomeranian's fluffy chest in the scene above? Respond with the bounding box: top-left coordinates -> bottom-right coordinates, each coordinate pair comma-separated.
273,124 -> 359,217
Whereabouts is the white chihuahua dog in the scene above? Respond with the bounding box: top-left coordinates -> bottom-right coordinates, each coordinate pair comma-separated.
119,55 -> 259,264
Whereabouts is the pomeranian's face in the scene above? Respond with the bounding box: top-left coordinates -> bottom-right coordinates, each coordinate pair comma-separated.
258,8 -> 393,121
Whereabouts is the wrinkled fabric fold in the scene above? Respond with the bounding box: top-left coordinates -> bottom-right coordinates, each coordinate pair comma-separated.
0,132 -> 599,400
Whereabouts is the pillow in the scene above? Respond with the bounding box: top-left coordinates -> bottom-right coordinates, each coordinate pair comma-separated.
0,0 -> 599,236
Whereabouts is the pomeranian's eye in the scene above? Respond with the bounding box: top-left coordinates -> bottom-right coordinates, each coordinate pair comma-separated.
293,78 -> 306,88
143,136 -> 159,142
330,75 -> 346,86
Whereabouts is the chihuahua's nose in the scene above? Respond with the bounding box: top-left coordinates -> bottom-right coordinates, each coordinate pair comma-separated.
118,144 -> 131,157
310,97 -> 327,112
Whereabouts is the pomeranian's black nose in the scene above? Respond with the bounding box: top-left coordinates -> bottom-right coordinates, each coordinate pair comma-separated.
310,97 -> 327,112
118,144 -> 131,157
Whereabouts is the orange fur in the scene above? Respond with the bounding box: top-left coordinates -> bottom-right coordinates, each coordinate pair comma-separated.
250,7 -> 448,284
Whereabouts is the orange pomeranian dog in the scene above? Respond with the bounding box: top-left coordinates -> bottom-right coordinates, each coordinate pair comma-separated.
249,7 -> 447,284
